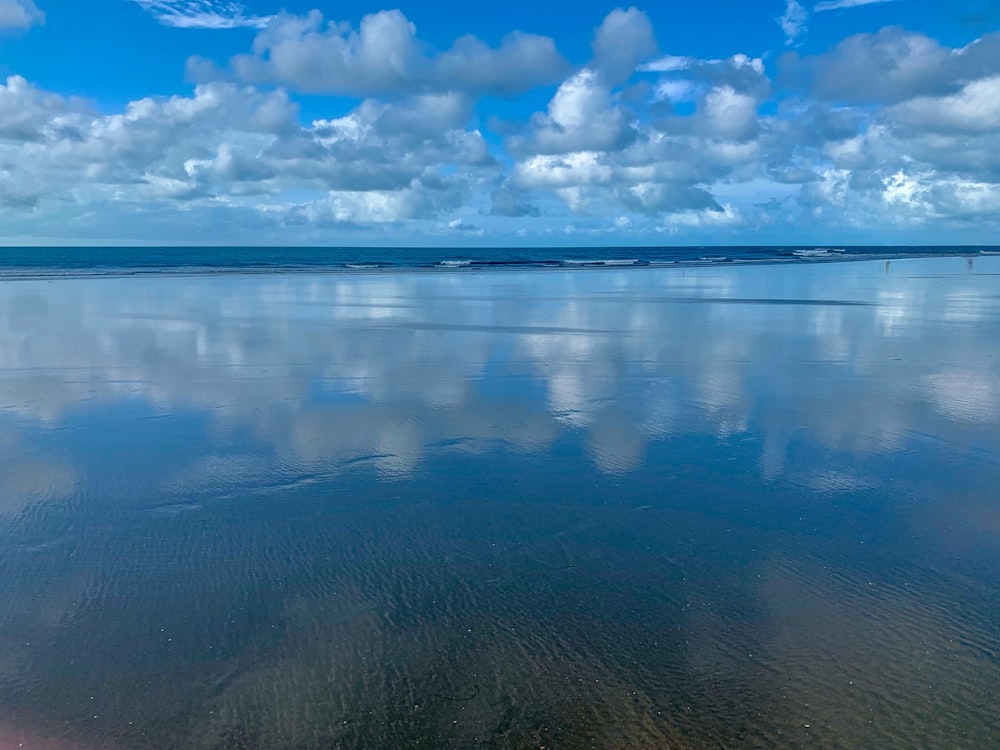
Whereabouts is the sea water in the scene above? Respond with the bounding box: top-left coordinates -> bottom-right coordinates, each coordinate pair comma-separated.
0,256 -> 998,748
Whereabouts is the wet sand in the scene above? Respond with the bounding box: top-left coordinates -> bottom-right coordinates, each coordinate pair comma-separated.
1,257 -> 998,748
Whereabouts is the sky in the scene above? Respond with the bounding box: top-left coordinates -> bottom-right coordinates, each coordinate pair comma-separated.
0,0 -> 998,246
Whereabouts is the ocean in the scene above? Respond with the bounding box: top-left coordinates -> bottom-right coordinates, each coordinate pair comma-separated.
0,253 -> 998,749
0,244 -> 995,276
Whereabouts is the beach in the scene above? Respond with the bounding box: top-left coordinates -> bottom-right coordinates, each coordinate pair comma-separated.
1,256 -> 999,749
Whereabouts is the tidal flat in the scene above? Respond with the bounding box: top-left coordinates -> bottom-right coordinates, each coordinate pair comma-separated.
1,257 -> 999,749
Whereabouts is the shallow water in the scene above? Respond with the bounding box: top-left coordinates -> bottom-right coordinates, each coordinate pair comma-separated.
1,257 -> 998,749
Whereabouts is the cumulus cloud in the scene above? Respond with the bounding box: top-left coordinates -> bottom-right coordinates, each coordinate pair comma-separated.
890,76 -> 1000,133
190,9 -> 569,97
703,85 -> 762,140
1,7 -> 1000,242
503,32 -> 768,220
0,75 -> 74,140
301,185 -> 458,224
509,68 -> 637,155
590,6 -> 659,83
756,27 -> 1000,233
658,203 -> 743,229
0,76 -> 493,237
785,28 -> 1000,104
129,0 -> 271,29
0,0 -> 43,30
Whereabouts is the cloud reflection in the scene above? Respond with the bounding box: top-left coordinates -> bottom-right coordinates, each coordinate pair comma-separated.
0,257 -> 998,506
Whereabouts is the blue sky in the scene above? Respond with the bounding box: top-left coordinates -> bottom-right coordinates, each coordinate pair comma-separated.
0,0 -> 998,245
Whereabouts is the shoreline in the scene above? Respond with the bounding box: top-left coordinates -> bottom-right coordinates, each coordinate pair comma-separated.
0,249 -> 990,282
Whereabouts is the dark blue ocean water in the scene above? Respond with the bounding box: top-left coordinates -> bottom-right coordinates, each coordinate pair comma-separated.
0,244 -> 995,275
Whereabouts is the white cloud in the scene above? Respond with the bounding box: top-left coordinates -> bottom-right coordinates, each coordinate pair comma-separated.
936,179 -> 1000,216
793,28 -> 1000,104
515,152 -> 615,190
891,76 -> 1000,133
0,75 -> 74,141
639,55 -> 694,73
654,79 -> 699,102
0,76 -> 491,237
0,0 -> 43,30
778,0 -> 898,45
703,86 -> 760,140
129,0 -> 271,29
500,41 -> 770,220
882,169 -> 931,209
778,0 -> 808,45
508,68 -> 636,156
303,187 -> 447,224
823,135 -> 867,167
814,0 -> 896,12
590,6 -> 659,83
658,204 -> 742,229
192,9 -> 568,97
762,28 -> 1000,233
1,10 -> 1000,243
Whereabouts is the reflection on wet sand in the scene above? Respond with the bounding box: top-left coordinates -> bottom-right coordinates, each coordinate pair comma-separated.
1,257 -> 999,749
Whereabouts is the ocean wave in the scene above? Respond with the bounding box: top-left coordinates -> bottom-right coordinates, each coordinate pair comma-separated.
1,246 -> 993,279
562,259 -> 641,266
793,248 -> 848,258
